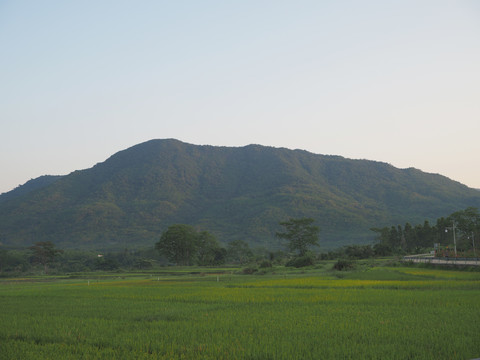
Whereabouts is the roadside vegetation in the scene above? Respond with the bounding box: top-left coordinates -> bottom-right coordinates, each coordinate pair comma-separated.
371,207 -> 480,258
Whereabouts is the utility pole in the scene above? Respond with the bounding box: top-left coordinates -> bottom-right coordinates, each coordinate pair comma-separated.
445,222 -> 457,258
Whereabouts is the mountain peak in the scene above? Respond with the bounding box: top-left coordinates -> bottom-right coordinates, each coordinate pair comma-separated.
1,139 -> 479,250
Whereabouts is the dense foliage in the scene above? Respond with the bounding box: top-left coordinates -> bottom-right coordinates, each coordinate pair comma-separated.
155,225 -> 226,266
276,217 -> 320,256
28,241 -> 63,274
1,139 -> 479,250
0,247 -> 165,275
1,207 -> 478,276
225,240 -> 254,264
371,207 -> 480,256
0,240 -> 251,276
0,175 -> 61,203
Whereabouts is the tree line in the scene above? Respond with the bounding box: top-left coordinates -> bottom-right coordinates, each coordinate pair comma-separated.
154,218 -> 321,266
2,208 -> 478,275
371,207 -> 479,256
0,218 -> 321,275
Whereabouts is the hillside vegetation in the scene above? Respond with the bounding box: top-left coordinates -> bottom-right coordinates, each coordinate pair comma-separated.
1,139 -> 479,249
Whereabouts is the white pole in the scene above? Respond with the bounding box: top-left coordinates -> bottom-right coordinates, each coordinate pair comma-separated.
453,222 -> 457,258
446,223 -> 458,258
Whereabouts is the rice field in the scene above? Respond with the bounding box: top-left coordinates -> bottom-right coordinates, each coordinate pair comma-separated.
1,266 -> 479,359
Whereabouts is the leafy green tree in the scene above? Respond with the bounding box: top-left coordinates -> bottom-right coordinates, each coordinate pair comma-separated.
226,240 -> 253,264
448,207 -> 480,251
449,207 -> 480,232
156,224 -> 199,265
276,218 -> 320,256
0,248 -> 10,272
28,241 -> 63,274
344,244 -> 374,259
95,256 -> 119,271
155,225 -> 224,266
0,249 -> 28,273
371,207 -> 480,255
214,248 -> 227,264
133,258 -> 153,269
416,221 -> 435,248
373,242 -> 392,256
371,227 -> 390,244
197,231 -> 225,265
435,217 -> 450,245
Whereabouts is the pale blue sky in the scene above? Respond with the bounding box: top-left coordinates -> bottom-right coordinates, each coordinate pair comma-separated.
1,1 -> 479,193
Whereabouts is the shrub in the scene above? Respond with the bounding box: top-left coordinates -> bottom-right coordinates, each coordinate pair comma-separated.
241,267 -> 258,275
286,254 -> 315,268
259,260 -> 272,268
333,259 -> 355,271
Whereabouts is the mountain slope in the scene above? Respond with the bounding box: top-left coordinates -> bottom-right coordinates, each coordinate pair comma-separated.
0,175 -> 62,203
1,139 -> 479,250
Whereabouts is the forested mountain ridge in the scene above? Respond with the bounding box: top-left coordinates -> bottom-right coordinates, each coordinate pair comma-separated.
1,139 -> 479,250
0,175 -> 62,203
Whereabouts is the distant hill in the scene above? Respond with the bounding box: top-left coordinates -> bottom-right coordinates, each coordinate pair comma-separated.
0,175 -> 62,203
1,139 -> 479,250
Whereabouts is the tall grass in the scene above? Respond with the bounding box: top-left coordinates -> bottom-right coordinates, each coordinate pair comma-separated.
1,267 -> 479,359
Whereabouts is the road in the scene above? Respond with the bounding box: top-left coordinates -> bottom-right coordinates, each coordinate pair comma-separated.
403,256 -> 480,266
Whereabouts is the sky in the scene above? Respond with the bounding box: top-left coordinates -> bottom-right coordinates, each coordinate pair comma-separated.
1,0 -> 479,194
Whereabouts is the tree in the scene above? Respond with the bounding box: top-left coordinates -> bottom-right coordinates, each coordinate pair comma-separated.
28,241 -> 63,274
373,242 -> 392,256
226,240 -> 253,264
155,224 -> 198,265
0,249 -> 26,273
155,225 -> 225,266
276,218 -> 320,256
448,207 -> 480,251
95,256 -> 119,271
197,231 -> 225,265
344,244 -> 374,259
370,207 -> 480,255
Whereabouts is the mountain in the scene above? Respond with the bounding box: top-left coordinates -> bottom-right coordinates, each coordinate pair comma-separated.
0,175 -> 62,203
1,139 -> 479,250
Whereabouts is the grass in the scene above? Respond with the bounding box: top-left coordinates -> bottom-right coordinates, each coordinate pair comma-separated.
1,266 -> 479,359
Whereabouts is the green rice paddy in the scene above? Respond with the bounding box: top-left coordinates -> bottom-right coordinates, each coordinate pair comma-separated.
1,266 -> 479,359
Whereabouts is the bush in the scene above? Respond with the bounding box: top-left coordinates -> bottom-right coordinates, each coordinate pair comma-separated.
259,260 -> 272,268
333,259 -> 355,271
133,259 -> 153,269
241,267 -> 258,275
286,254 -> 315,268
95,257 -> 119,271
